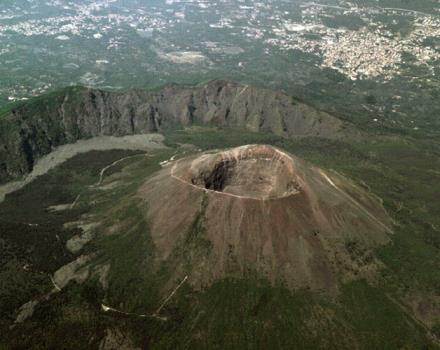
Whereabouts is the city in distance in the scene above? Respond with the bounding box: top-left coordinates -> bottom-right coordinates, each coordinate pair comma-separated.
1,1 -> 440,349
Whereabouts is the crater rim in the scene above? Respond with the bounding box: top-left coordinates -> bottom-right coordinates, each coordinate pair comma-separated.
172,144 -> 302,200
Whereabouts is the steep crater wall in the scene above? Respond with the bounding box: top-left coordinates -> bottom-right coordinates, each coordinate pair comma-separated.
0,80 -> 357,184
184,145 -> 301,199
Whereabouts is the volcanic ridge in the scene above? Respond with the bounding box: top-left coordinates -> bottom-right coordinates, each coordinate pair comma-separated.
139,145 -> 393,294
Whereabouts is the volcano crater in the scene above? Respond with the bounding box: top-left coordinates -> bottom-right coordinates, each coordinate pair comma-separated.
140,144 -> 393,292
180,145 -> 301,200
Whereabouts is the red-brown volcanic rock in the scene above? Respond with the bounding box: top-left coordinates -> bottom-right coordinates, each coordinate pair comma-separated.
139,145 -> 393,293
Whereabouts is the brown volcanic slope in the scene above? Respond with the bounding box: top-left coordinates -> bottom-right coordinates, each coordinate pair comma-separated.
140,145 -> 393,294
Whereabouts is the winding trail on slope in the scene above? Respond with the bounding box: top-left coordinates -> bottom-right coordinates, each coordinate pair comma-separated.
13,154 -> 186,326
96,153 -> 148,186
0,134 -> 166,204
72,152 -> 152,209
319,169 -> 393,234
11,143 -> 163,325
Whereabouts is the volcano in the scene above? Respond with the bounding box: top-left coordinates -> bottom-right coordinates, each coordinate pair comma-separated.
139,145 -> 393,293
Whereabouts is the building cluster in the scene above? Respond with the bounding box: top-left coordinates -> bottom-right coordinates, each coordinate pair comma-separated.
0,0 -> 439,103
263,2 -> 440,81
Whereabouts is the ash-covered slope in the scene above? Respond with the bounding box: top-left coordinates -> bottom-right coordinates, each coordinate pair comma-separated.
139,145 -> 392,293
0,80 -> 356,184
2,135 -> 437,349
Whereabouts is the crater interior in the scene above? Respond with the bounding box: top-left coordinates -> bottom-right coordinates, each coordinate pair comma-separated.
186,145 -> 301,200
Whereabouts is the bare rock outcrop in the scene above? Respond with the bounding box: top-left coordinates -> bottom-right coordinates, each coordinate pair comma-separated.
0,80 -> 356,184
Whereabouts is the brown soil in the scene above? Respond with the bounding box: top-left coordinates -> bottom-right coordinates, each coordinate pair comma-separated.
138,145 -> 393,294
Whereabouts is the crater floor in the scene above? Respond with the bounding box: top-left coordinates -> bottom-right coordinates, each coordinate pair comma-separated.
176,145 -> 301,200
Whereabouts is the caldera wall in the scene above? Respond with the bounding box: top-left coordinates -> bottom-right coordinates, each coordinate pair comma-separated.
0,80 -> 356,184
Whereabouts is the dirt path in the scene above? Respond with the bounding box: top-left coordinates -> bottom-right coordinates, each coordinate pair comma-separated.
155,275 -> 188,315
101,275 -> 189,322
319,169 -> 393,234
0,134 -> 166,203
385,293 -> 440,347
70,194 -> 81,209
96,153 -> 147,186
101,304 -> 167,321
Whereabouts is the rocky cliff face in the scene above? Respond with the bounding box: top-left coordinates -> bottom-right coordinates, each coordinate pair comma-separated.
0,80 -> 355,184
